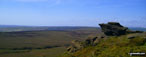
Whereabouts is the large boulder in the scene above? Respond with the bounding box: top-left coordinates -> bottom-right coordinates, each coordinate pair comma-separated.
99,22 -> 128,36
99,22 -> 143,36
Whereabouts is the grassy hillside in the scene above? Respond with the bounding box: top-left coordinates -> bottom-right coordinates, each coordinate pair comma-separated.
0,28 -> 101,57
62,32 -> 146,57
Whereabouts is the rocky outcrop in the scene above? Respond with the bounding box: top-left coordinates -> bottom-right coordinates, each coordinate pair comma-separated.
84,36 -> 105,46
67,40 -> 83,53
99,22 -> 128,36
99,22 -> 143,36
67,36 -> 104,53
67,22 -> 144,53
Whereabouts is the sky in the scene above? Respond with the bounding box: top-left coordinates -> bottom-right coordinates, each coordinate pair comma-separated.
0,0 -> 146,27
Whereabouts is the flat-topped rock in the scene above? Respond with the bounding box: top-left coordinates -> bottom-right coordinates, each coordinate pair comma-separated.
99,22 -> 143,36
99,22 -> 128,36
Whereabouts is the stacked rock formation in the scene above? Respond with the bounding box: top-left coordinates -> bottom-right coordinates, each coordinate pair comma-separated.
99,22 -> 128,36
99,22 -> 143,36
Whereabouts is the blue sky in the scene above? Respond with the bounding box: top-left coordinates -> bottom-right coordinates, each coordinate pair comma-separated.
0,0 -> 146,27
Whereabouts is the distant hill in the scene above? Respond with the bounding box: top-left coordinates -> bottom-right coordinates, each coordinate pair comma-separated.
0,25 -> 21,28
0,25 -> 48,32
129,27 -> 146,31
0,25 -> 146,32
0,25 -> 98,32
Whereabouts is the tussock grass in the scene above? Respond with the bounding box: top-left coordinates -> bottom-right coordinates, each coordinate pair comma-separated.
62,33 -> 146,57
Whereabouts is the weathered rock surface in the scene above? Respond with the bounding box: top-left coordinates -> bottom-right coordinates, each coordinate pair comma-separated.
67,36 -> 104,53
67,45 -> 78,53
99,22 -> 143,36
67,40 -> 83,53
99,22 -> 128,36
84,36 -> 105,46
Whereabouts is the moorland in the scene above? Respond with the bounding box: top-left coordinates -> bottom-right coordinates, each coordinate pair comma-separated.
0,25 -> 146,57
